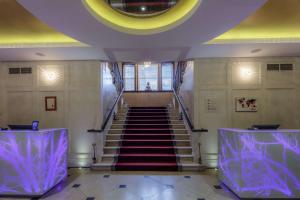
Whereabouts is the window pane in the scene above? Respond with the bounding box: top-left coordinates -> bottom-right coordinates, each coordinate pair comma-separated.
161,63 -> 173,90
123,64 -> 135,91
124,78 -> 135,91
124,64 -> 135,78
138,64 -> 158,91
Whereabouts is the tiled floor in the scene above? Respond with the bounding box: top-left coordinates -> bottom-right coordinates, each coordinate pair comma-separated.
1,169 -> 238,200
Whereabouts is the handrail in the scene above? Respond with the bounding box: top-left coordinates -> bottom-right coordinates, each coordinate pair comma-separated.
172,89 -> 208,133
88,88 -> 124,133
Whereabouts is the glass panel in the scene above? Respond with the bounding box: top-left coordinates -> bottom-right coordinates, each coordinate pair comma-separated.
138,64 -> 158,91
106,0 -> 179,17
124,78 -> 135,91
123,64 -> 135,91
161,63 -> 173,90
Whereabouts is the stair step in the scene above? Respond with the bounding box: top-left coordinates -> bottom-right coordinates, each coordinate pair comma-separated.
111,124 -> 185,129
103,146 -> 193,154
114,162 -> 179,171
116,154 -> 177,163
105,139 -> 190,147
113,120 -> 184,125
106,134 -> 189,140
101,154 -> 194,163
91,162 -> 206,171
109,129 -> 187,134
117,116 -> 181,120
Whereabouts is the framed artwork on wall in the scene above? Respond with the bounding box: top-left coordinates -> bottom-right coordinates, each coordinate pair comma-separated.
45,96 -> 57,111
235,97 -> 257,112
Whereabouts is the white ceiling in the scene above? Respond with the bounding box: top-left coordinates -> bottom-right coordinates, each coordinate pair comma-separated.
3,0 -> 291,62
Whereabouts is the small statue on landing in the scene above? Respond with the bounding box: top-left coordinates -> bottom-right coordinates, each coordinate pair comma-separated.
145,82 -> 152,91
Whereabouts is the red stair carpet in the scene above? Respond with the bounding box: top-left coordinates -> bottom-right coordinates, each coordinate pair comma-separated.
114,106 -> 179,171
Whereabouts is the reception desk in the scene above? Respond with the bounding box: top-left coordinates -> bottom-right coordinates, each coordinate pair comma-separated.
218,128 -> 300,199
0,128 -> 68,197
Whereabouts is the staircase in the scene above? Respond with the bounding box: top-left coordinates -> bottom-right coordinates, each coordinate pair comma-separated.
92,106 -> 204,171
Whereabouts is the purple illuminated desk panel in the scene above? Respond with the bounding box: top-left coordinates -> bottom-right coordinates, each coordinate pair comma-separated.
218,128 -> 300,199
0,128 -> 68,197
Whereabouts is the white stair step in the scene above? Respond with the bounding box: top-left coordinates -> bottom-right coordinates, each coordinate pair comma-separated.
180,163 -> 206,171
91,162 -> 206,171
101,154 -> 194,163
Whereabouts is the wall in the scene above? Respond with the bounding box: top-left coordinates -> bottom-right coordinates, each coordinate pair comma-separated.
192,57 -> 300,168
123,92 -> 173,107
178,61 -> 196,124
0,60 -> 117,167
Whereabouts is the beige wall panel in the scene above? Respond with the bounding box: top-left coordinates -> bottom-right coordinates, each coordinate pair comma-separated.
69,61 -> 100,87
123,92 -> 173,107
294,62 -> 300,86
295,89 -> 300,128
68,90 -> 100,154
7,91 -> 34,124
265,89 -> 296,128
38,91 -> 64,128
231,89 -> 262,128
198,61 -> 227,85
198,89 -> 228,167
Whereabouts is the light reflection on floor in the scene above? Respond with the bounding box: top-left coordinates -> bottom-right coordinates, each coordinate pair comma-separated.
0,169 -> 238,200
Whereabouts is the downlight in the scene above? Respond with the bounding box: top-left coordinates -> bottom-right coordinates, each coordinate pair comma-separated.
106,0 -> 178,17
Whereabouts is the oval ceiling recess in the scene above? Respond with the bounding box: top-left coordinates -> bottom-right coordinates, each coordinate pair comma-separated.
83,0 -> 201,35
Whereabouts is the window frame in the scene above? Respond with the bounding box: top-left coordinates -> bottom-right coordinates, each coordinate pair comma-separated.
122,63 -> 136,91
122,62 -> 174,92
137,63 -> 159,91
161,62 -> 174,91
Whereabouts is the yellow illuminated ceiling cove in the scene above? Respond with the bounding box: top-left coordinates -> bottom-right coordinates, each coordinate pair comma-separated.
83,0 -> 200,35
0,0 -> 84,48
209,0 -> 300,44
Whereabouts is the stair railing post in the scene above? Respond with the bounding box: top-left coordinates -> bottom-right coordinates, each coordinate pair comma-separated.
179,112 -> 183,120
92,143 -> 97,163
198,143 -> 202,164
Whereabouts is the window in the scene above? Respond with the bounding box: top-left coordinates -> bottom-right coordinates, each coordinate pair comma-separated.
138,64 -> 158,91
161,63 -> 173,91
123,64 -> 135,91
122,62 -> 174,91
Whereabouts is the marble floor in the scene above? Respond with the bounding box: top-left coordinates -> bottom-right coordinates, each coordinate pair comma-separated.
1,169 -> 238,200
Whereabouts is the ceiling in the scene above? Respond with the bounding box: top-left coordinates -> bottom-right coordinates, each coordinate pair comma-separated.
210,0 -> 300,44
1,0 -> 300,61
0,0 -> 83,47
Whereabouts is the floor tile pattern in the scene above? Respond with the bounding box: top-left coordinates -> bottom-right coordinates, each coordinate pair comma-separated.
0,169 -> 238,200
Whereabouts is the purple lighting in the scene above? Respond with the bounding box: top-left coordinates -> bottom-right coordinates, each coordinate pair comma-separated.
0,129 -> 68,196
218,129 -> 300,198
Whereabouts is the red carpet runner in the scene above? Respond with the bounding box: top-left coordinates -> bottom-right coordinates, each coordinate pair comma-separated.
114,107 -> 179,171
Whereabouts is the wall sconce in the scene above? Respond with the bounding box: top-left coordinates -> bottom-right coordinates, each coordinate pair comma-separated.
239,67 -> 253,81
41,68 -> 59,83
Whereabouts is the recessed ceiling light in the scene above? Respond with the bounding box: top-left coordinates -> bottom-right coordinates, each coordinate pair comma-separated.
251,48 -> 262,54
140,6 -> 146,12
144,61 -> 151,68
35,52 -> 45,57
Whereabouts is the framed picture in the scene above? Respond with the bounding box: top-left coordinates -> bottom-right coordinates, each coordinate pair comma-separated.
45,96 -> 57,111
235,97 -> 257,112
